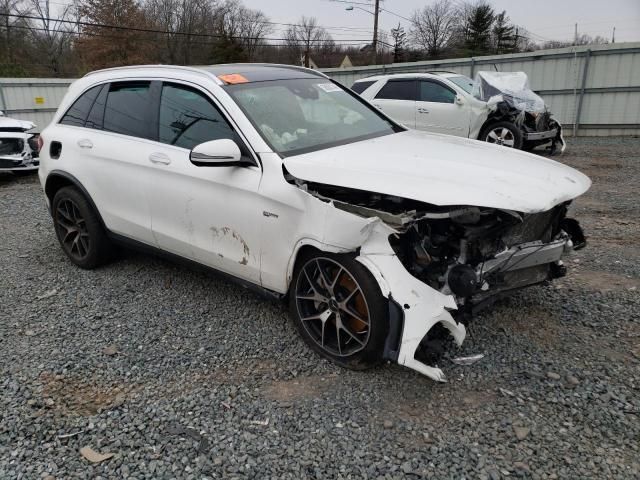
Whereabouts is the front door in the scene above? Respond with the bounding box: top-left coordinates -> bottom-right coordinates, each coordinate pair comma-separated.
144,82 -> 263,283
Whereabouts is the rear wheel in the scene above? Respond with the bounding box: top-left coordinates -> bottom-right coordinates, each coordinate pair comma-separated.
289,251 -> 388,370
481,121 -> 523,149
52,186 -> 113,269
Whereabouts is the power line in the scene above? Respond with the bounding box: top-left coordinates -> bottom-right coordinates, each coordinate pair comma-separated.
0,12 -> 375,43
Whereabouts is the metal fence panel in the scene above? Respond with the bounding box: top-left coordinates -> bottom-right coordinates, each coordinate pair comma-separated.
323,42 -> 640,136
1,42 -> 639,136
0,78 -> 73,131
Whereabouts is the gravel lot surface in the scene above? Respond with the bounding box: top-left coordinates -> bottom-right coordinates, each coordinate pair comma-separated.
1,137 -> 639,479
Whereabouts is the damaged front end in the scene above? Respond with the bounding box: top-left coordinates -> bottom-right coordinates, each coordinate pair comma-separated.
474,71 -> 565,153
303,182 -> 585,381
0,115 -> 39,172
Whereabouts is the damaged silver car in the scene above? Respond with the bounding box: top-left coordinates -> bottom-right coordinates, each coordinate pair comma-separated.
354,71 -> 565,153
0,111 -> 40,175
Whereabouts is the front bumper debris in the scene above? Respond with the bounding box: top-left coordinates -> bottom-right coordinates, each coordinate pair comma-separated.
357,220 -> 583,382
523,128 -> 558,141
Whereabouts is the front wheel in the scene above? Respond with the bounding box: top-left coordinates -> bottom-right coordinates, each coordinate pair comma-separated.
289,251 -> 388,370
481,121 -> 523,149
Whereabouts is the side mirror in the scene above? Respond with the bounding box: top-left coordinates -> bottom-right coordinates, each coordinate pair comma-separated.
190,139 -> 249,167
455,95 -> 464,106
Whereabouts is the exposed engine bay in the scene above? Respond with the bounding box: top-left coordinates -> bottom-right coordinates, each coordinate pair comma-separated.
299,179 -> 585,325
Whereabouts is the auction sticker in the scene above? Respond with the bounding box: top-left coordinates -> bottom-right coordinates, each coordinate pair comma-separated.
317,83 -> 342,93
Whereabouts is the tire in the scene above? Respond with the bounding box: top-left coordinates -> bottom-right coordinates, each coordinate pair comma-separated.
289,250 -> 388,370
52,186 -> 113,269
480,121 -> 523,149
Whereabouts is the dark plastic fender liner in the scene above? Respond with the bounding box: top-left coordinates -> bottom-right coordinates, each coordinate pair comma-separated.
382,296 -> 404,362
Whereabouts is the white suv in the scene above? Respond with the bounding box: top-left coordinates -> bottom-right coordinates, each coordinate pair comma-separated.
353,72 -> 565,152
39,64 -> 589,381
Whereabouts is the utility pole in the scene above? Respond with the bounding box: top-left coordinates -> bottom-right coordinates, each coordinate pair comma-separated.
371,0 -> 380,65
574,23 -> 578,45
612,26 -> 616,43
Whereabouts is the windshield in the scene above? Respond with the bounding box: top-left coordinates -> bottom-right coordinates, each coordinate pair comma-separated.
447,75 -> 474,94
225,78 -> 398,156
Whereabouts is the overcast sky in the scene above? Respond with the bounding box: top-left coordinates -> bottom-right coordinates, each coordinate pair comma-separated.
242,0 -> 640,45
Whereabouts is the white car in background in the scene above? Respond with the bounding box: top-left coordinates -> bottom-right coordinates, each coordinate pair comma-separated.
352,71 -> 565,153
39,64 -> 588,381
0,112 -> 40,175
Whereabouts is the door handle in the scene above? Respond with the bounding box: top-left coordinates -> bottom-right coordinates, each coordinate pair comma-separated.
149,152 -> 171,165
77,139 -> 93,149
418,108 -> 429,114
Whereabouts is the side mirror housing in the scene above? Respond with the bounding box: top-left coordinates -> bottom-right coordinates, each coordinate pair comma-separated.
455,94 -> 464,105
190,139 -> 252,167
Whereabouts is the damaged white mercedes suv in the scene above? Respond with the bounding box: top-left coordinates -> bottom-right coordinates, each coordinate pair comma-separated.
39,64 -> 590,381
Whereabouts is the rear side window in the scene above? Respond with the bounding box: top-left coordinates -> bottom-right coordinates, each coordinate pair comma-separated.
351,80 -> 375,94
60,86 -> 101,127
419,81 -> 456,104
158,83 -> 237,150
103,82 -> 152,139
375,80 -> 417,101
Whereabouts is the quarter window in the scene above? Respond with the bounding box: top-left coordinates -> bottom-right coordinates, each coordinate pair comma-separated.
351,80 -> 375,94
159,83 -> 236,150
419,81 -> 456,104
103,82 -> 152,139
374,80 -> 416,101
60,86 -> 101,127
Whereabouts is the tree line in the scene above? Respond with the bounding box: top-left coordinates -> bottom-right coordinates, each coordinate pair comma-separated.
0,0 -> 611,77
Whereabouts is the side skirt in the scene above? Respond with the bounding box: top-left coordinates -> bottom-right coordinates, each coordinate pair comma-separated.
107,232 -> 284,303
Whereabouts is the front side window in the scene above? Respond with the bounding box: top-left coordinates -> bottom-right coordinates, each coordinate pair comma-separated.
159,84 -> 236,150
103,82 -> 152,139
225,78 -> 398,156
447,75 -> 474,94
419,81 -> 456,104
60,86 -> 101,127
374,80 -> 416,101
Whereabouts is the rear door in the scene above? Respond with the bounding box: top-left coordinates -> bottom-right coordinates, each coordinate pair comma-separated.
55,81 -> 158,244
370,79 -> 417,128
415,79 -> 469,136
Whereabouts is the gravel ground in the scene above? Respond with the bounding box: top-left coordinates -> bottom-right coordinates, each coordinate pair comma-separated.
1,137 -> 639,479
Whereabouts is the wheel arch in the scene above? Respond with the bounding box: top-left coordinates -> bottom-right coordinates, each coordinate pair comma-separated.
477,111 -> 517,140
45,170 -> 107,230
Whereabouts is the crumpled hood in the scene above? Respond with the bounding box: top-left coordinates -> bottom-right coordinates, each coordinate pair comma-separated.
0,116 -> 36,131
283,130 -> 591,213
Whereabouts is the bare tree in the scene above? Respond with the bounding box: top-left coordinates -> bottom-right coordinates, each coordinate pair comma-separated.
0,0 -> 27,68
285,16 -> 331,67
26,0 -> 77,74
215,0 -> 272,62
410,0 -> 457,58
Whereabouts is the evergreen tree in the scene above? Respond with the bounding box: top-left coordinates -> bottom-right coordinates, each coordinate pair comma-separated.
464,2 -> 494,55
493,11 -> 515,54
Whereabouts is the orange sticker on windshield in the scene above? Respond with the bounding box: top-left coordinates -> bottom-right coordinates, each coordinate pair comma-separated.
218,73 -> 249,85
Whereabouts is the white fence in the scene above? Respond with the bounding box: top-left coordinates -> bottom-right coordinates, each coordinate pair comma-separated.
1,42 -> 639,136
322,42 -> 640,137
